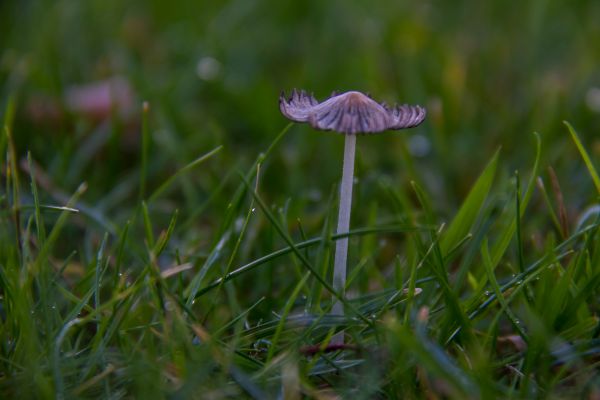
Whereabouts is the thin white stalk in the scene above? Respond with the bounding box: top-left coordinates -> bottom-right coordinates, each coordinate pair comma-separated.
331,134 -> 356,345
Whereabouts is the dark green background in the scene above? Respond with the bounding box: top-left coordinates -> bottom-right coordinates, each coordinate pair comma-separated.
2,0 -> 600,233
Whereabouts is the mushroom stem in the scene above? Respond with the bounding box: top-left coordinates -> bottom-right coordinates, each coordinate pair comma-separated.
331,133 -> 356,345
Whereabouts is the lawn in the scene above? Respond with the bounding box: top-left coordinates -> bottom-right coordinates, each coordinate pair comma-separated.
2,1 -> 600,398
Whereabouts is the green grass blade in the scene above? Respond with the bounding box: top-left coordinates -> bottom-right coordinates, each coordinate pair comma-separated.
5,123 -> 21,256
536,176 -> 564,236
139,101 -> 150,200
266,272 -> 310,363
565,121 -> 600,194
147,145 -> 223,203
489,133 -> 541,267
184,230 -> 230,306
441,149 -> 499,254
33,183 -> 87,275
153,209 -> 178,258
54,318 -> 84,399
94,233 -> 109,319
0,95 -> 15,165
16,204 -> 80,213
141,201 -> 154,248
113,220 -> 130,287
481,238 -> 529,340
213,297 -> 266,337
392,322 -> 478,397
27,152 -> 46,246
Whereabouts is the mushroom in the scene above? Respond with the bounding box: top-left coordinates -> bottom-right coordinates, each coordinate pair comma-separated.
279,90 -> 426,344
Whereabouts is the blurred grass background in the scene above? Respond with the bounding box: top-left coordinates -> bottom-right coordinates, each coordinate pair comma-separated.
3,0 -> 600,208
2,0 -> 600,397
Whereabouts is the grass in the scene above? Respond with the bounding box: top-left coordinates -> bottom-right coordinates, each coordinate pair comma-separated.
2,1 -> 600,398
2,114 -> 600,398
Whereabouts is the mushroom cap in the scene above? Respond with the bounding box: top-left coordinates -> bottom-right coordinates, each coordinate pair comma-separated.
279,90 -> 426,134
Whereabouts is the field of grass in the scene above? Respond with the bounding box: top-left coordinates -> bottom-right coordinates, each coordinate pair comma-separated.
2,1 -> 600,398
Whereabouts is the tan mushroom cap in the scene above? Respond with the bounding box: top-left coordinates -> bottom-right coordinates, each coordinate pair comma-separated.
279,90 -> 426,135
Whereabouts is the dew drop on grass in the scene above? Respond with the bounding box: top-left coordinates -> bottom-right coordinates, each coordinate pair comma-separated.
484,291 -> 490,296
